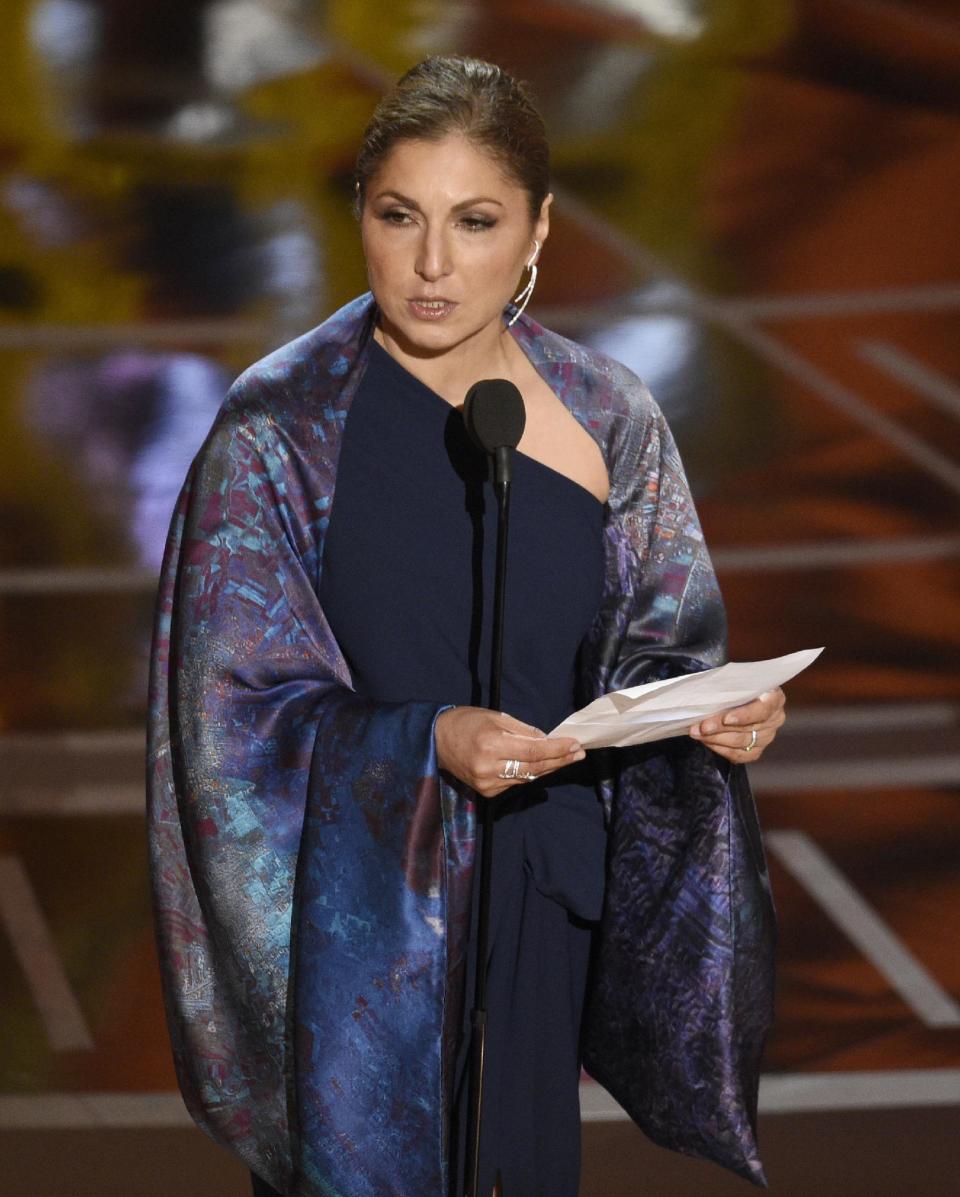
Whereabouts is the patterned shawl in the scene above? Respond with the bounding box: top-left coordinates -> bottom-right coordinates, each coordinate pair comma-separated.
147,293 -> 776,1195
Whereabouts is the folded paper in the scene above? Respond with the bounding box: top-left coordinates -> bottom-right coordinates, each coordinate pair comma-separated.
551,648 -> 823,748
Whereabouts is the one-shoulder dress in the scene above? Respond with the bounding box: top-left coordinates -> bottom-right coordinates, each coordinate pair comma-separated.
316,338 -> 608,1196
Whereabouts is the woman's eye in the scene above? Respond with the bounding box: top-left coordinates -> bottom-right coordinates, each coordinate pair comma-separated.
459,215 -> 496,232
380,209 -> 413,225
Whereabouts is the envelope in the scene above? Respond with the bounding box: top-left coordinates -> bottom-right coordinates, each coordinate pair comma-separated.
550,647 -> 823,748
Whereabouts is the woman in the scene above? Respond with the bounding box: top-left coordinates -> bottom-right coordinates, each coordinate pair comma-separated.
148,56 -> 783,1197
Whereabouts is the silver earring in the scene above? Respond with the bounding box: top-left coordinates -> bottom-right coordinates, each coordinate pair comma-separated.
506,240 -> 540,327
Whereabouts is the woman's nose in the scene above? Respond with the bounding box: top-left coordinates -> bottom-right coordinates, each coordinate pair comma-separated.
415,228 -> 452,281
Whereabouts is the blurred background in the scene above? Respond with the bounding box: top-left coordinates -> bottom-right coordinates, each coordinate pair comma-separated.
0,1 -> 958,1194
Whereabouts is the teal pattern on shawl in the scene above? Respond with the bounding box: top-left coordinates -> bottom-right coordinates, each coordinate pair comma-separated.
147,294 -> 775,1195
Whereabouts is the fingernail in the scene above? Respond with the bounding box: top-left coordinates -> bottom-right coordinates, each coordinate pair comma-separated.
723,714 -> 739,726
689,726 -> 701,738
759,691 -> 772,701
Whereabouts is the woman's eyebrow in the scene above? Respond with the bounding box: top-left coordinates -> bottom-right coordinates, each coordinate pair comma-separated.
373,190 -> 505,211
452,196 -> 505,210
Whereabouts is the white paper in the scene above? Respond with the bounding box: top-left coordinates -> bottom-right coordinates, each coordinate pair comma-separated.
550,647 -> 823,748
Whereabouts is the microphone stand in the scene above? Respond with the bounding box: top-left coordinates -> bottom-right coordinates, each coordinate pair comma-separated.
466,443 -> 513,1197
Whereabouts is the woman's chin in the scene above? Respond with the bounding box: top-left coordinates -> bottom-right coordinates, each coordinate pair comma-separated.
377,307 -> 504,360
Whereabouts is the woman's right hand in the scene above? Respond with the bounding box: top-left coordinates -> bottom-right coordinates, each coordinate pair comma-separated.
434,707 -> 585,798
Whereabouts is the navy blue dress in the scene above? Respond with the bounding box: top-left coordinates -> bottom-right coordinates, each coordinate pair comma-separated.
318,338 -> 607,1196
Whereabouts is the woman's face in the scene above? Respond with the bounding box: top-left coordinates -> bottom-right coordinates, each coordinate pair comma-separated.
360,134 -> 550,358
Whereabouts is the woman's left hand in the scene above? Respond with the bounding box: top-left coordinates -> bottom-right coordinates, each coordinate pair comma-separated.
689,687 -> 786,763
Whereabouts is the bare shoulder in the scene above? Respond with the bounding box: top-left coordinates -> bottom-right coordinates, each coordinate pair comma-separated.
509,338 -> 611,504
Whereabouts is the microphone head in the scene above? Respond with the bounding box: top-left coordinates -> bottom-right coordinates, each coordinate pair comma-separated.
462,379 -> 526,454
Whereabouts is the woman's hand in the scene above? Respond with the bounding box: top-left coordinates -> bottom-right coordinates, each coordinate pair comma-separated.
688,687 -> 786,763
435,707 -> 585,798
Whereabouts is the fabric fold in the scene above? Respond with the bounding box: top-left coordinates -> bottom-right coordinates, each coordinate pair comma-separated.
148,293 -> 775,1196
148,297 -> 476,1195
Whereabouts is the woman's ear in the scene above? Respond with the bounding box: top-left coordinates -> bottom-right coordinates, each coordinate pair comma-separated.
534,193 -> 553,255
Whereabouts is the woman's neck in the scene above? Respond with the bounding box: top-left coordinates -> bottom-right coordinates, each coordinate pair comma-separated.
373,319 -> 521,407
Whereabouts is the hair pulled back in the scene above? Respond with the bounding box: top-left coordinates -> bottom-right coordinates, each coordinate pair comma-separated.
355,56 -> 550,221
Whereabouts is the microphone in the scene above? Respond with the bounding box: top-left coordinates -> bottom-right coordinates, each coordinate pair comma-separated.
460,377 -> 526,1197
462,379 -> 525,491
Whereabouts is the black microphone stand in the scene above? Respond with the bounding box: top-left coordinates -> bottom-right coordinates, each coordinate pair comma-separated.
466,442 -> 513,1197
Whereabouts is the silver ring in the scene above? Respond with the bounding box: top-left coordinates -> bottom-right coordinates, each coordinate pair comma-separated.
498,758 -> 522,780
744,728 -> 758,753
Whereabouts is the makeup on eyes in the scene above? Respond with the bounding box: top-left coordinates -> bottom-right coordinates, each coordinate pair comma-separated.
376,208 -> 498,232
459,214 -> 497,230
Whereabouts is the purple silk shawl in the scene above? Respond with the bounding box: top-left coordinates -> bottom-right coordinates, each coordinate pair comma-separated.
147,293 -> 776,1195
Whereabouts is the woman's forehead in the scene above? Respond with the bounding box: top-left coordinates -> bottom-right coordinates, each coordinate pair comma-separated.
368,134 -> 523,203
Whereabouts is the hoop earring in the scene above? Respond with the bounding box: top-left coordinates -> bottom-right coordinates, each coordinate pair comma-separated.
506,240 -> 540,328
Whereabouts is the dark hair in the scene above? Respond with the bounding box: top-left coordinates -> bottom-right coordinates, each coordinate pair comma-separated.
354,56 -> 550,221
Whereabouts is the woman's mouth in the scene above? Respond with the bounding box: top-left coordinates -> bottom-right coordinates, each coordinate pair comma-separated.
408,298 -> 457,320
